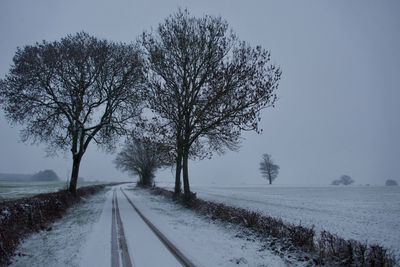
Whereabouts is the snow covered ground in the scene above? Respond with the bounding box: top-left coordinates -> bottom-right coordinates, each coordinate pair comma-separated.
9,184 -> 398,266
0,181 -> 67,201
184,185 -> 400,259
121,186 -> 287,266
10,190 -> 107,267
10,185 -> 290,266
0,181 -> 103,201
80,187 -> 183,267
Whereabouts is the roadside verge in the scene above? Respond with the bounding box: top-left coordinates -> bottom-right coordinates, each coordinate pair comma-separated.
0,185 -> 106,266
150,186 -> 397,266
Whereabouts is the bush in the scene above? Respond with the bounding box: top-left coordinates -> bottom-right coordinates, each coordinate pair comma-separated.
150,186 -> 397,266
316,231 -> 396,266
151,187 -> 315,251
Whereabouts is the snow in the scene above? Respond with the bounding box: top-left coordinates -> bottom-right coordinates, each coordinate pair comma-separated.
16,183 -> 398,266
9,184 -> 289,266
0,208 -> 11,221
182,185 -> 400,259
78,190 -> 113,267
81,184 -> 289,266
0,181 -> 103,201
10,190 -> 107,267
122,185 -> 287,266
117,189 -> 181,266
80,188 -> 181,266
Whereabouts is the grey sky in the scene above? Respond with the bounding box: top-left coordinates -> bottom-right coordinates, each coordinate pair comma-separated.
0,0 -> 399,185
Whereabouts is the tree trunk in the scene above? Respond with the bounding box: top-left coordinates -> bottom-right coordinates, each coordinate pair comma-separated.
174,134 -> 183,197
174,151 -> 182,196
268,169 -> 272,184
182,148 -> 191,201
69,154 -> 82,194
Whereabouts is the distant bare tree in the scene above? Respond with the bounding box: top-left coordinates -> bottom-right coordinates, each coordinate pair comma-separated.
385,179 -> 398,186
0,32 -> 145,193
143,9 -> 281,200
114,138 -> 173,187
259,153 -> 280,184
331,175 -> 354,186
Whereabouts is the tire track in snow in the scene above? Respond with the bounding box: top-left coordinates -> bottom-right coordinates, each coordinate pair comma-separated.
111,190 -> 120,267
120,188 -> 196,267
112,189 -> 133,267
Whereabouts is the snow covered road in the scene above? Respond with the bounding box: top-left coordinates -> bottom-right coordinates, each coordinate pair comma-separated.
111,189 -> 133,267
81,187 -> 191,267
80,185 -> 287,267
11,185 -> 288,266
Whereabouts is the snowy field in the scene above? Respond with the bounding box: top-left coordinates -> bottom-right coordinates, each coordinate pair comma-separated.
0,181 -> 67,201
0,181 -> 102,201
181,185 -> 400,259
6,184 -> 399,266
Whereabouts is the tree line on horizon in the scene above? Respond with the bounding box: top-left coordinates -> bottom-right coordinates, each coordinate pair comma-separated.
0,169 -> 59,182
0,9 -> 282,200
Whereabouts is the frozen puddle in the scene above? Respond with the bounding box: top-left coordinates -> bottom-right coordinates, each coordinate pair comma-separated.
10,189 -> 108,267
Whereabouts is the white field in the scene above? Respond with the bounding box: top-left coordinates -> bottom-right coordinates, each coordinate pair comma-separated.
0,181 -> 67,201
186,185 -> 400,259
0,181 -> 102,201
8,184 -> 400,266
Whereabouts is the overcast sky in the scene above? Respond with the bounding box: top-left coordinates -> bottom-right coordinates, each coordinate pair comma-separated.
0,0 -> 399,186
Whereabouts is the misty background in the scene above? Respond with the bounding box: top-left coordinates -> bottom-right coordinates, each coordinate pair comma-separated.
0,0 -> 399,185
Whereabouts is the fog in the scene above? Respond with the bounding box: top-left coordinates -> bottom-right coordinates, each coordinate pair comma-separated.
0,0 -> 399,185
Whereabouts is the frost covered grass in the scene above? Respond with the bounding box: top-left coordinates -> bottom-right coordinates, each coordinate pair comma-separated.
9,189 -> 107,267
152,186 -> 397,266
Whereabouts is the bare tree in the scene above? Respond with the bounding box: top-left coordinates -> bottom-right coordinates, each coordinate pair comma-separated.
114,137 -> 172,187
259,153 -> 280,184
143,9 -> 281,200
0,32 -> 145,193
331,175 -> 354,186
385,179 -> 398,186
